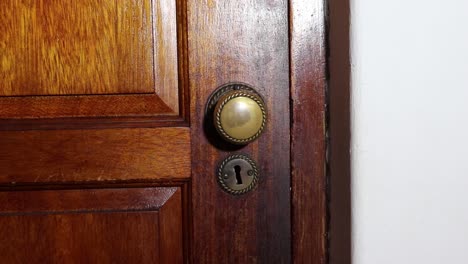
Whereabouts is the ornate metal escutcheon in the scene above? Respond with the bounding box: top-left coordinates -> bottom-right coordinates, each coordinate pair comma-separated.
217,154 -> 259,195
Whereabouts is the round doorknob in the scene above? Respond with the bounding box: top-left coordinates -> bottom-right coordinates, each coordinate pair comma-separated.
211,84 -> 267,145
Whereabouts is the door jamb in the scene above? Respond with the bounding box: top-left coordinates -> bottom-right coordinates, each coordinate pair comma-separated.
290,0 -> 328,263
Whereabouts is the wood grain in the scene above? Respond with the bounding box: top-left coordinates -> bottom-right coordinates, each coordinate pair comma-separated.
0,0 -> 154,96
0,0 -> 186,129
0,128 -> 191,184
159,187 -> 184,264
0,212 -> 160,263
0,0 -> 328,262
290,0 -> 328,263
189,0 -> 291,262
0,187 -> 184,263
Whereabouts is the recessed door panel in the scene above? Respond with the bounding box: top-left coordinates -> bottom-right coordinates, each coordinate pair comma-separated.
0,0 -> 185,125
0,187 -> 185,263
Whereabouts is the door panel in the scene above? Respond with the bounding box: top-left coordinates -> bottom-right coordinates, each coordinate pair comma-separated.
0,0 -> 184,124
0,187 -> 184,263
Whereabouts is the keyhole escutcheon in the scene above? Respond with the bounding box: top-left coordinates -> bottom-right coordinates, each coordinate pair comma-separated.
217,154 -> 259,195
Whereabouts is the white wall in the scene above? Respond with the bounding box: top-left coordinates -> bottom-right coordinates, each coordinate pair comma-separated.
351,0 -> 468,263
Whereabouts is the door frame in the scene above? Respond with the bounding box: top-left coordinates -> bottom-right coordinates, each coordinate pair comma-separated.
290,0 -> 328,263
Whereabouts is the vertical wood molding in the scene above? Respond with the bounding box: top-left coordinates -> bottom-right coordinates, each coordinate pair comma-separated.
290,0 -> 328,263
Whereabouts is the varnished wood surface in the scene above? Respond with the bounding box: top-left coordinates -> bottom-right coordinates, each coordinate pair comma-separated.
153,0 -> 181,114
0,212 -> 161,263
0,0 -> 186,128
0,187 -> 178,212
0,128 -> 190,184
0,0 -> 154,96
0,94 -> 174,119
0,187 -> 184,263
159,187 -> 184,264
189,0 -> 291,262
328,0 -> 352,262
290,0 -> 328,263
0,0 -> 327,262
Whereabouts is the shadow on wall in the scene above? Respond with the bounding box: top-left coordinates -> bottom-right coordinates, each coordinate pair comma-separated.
328,0 -> 351,263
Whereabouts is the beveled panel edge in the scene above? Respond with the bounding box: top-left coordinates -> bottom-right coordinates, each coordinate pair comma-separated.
153,0 -> 180,114
175,0 -> 190,124
158,187 -> 185,263
0,187 -> 179,214
0,93 -> 188,131
0,94 -> 173,119
0,116 -> 188,131
0,179 -> 190,192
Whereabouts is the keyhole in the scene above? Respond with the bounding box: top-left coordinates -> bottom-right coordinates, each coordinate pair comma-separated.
234,165 -> 243,185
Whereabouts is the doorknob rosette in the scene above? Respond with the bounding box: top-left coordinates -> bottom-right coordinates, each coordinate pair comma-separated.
207,83 -> 267,145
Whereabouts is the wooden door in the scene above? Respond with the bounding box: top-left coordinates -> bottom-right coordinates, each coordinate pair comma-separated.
0,0 -> 326,263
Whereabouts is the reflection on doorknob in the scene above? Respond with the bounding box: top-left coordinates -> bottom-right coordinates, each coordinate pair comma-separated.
207,83 -> 267,145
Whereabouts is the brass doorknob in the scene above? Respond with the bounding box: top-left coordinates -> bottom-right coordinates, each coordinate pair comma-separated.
210,84 -> 267,145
